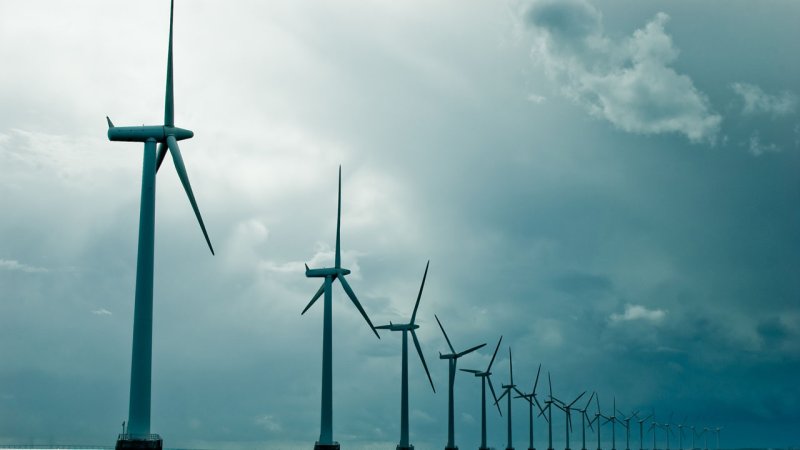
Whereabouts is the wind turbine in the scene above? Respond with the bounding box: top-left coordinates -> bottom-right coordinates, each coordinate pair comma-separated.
436,315 -> 486,450
689,426 -> 697,450
106,1 -> 213,448
495,347 -> 527,450
514,364 -> 548,450
303,166 -> 381,450
712,427 -> 722,450
616,409 -> 638,450
662,414 -> 675,450
576,392 -> 596,450
648,414 -> 659,450
589,394 -> 608,450
676,417 -> 687,450
602,398 -> 620,450
537,372 -> 556,450
636,413 -> 652,450
701,427 -> 709,450
461,336 -> 504,450
553,390 -> 587,450
375,260 -> 436,450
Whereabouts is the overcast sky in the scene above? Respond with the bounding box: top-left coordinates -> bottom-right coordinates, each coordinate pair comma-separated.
1,1 -> 798,449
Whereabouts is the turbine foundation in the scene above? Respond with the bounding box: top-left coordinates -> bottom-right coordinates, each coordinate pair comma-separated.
115,434 -> 162,450
314,442 -> 340,450
397,445 -> 415,450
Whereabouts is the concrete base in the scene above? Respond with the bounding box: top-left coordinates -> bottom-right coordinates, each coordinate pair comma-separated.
115,435 -> 162,450
397,445 -> 415,450
445,447 -> 459,450
314,442 -> 340,450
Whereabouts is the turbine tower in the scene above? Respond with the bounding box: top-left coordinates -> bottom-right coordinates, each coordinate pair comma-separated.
461,336 -> 504,450
514,364 -> 547,450
303,166 -> 381,450
495,347 -> 526,450
436,315 -> 486,450
106,1 -> 213,448
375,261 -> 436,450
553,390 -> 587,450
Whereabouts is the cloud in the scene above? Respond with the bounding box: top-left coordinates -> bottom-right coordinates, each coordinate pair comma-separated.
731,82 -> 797,116
748,131 -> 782,156
523,2 -> 721,143
527,93 -> 547,104
90,308 -> 112,316
254,414 -> 283,433
0,258 -> 48,273
610,303 -> 666,323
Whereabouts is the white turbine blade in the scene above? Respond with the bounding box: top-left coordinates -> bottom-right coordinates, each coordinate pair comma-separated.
456,342 -> 486,358
410,260 -> 429,325
164,0 -> 175,127
302,282 -> 325,315
338,275 -> 379,338
435,314 -> 455,353
411,329 -> 435,392
487,335 -> 503,372
166,135 -> 213,254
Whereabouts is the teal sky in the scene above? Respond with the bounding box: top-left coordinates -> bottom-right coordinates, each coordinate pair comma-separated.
1,1 -> 798,449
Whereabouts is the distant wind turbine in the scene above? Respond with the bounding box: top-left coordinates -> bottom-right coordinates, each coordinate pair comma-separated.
602,398 -> 620,450
617,409 -> 639,450
576,392 -> 596,450
713,427 -> 722,450
676,417 -> 687,450
461,336 -> 504,450
375,261 -> 436,450
537,372 -> 556,450
303,166 -> 381,450
105,1 -> 213,448
495,347 -> 526,450
514,363 -> 548,450
637,412 -> 653,450
436,315 -> 486,450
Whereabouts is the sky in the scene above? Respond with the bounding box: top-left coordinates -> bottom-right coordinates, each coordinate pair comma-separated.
0,0 -> 798,449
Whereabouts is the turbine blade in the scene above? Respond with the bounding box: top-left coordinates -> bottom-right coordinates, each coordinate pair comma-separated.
495,388 -> 508,405
164,0 -> 175,127
584,391 -> 595,411
410,260 -> 429,325
532,363 -> 541,394
508,347 -> 514,385
166,135 -> 214,254
374,324 -> 394,330
302,282 -> 325,315
460,369 -> 481,374
513,386 -> 526,398
456,342 -> 486,358
548,371 -> 553,399
411,329 -> 435,393
569,391 -> 587,408
434,314 -> 455,354
106,116 -> 114,128
487,335 -> 503,372
488,376 -> 502,416
338,275 -> 379,338
156,142 -> 168,172
569,412 -> 573,432
534,396 -> 545,416
335,165 -> 341,269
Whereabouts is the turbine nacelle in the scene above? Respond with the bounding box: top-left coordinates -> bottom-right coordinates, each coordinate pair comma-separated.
305,264 -> 350,278
375,322 -> 419,332
107,119 -> 193,143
